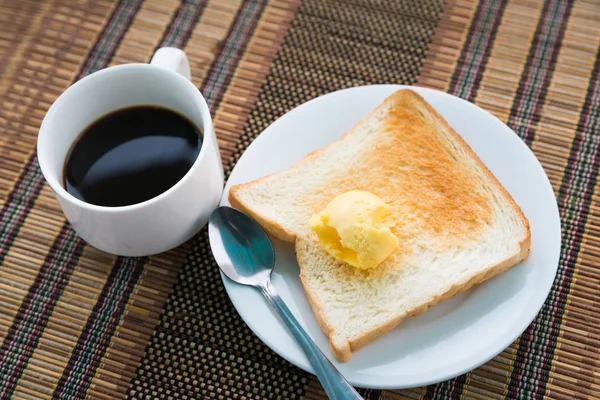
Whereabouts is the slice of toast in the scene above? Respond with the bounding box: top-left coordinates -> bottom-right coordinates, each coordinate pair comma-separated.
229,89 -> 530,362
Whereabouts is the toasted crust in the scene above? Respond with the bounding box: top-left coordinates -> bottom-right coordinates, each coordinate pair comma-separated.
229,89 -> 531,361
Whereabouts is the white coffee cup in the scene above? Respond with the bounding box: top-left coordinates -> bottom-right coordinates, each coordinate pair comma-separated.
37,48 -> 224,256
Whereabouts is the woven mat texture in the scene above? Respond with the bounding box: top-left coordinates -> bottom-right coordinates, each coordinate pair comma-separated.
0,0 -> 599,399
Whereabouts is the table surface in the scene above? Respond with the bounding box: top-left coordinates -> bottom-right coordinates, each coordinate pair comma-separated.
1,0 -> 599,399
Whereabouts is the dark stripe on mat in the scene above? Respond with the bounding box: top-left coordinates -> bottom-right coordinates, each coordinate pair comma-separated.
156,0 -> 208,50
0,0 -> 143,396
506,0 -> 574,146
508,42 -> 599,399
447,0 -> 508,100
0,157 -> 45,266
503,0 -> 574,396
52,257 -> 146,398
0,224 -> 85,398
200,0 -> 269,112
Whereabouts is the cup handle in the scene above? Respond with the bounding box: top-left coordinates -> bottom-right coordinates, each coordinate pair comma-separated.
150,47 -> 191,81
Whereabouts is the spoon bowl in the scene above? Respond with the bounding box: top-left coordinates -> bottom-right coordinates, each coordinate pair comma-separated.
208,206 -> 273,284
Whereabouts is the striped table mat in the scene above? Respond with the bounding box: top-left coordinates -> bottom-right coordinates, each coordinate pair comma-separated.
0,0 -> 598,399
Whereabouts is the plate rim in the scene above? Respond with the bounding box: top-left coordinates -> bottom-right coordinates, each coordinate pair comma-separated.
217,84 -> 561,389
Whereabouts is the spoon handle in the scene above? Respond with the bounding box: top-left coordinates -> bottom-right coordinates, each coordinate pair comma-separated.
259,280 -> 363,400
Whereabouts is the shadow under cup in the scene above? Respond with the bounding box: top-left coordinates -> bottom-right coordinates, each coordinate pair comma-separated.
37,64 -> 224,256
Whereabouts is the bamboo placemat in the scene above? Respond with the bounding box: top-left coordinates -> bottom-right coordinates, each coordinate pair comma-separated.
0,0 -> 598,399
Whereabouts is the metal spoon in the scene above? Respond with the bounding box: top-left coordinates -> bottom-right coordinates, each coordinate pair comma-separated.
208,206 -> 363,400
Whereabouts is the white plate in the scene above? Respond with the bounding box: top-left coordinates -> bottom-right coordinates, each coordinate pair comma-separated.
218,85 -> 561,389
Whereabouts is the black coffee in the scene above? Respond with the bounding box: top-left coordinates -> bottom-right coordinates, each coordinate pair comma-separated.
63,106 -> 202,207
